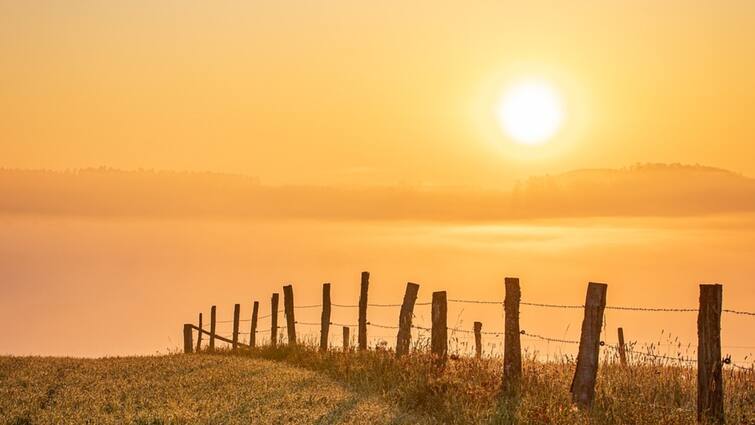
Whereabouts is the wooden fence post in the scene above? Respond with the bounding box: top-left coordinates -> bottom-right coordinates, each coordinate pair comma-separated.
474,322 -> 482,359
358,271 -> 369,351
343,326 -> 350,352
320,283 -> 331,351
232,303 -> 240,351
210,305 -> 217,351
570,282 -> 608,409
431,291 -> 448,365
503,277 -> 522,392
250,301 -> 259,348
283,284 -> 296,345
617,327 -> 627,366
183,324 -> 193,353
396,282 -> 420,357
196,313 -> 203,352
697,284 -> 723,424
271,293 -> 279,348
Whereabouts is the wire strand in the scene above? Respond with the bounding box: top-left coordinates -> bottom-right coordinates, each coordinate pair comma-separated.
723,309 -> 755,316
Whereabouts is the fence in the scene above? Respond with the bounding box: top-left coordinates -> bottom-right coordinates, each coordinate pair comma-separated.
182,272 -> 753,424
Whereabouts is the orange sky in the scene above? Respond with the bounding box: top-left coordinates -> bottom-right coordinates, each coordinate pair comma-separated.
1,1 -> 754,186
1,2 -> 754,359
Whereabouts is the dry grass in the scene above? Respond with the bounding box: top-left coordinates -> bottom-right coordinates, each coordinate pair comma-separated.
1,345 -> 752,424
0,355 -> 425,425
242,340 -> 754,425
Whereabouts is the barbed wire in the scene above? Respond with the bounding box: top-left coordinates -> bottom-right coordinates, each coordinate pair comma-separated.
219,301 -> 753,318
329,321 -> 358,327
729,363 -> 754,371
604,306 -> 697,313
332,302 -> 415,308
723,309 -> 755,316
520,330 -> 580,345
257,310 -> 284,320
442,298 -> 753,315
522,301 -> 583,309
603,344 -> 697,363
202,319 -> 755,369
294,304 -> 322,309
449,299 -> 501,305
368,322 -> 400,330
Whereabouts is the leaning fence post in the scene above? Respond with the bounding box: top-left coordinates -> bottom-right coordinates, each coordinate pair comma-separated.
210,305 -> 217,351
474,322 -> 482,359
503,277 -> 522,392
283,284 -> 296,345
617,327 -> 627,366
320,283 -> 331,351
196,313 -> 203,352
343,326 -> 350,352
358,271 -> 369,350
250,301 -> 259,348
570,282 -> 608,409
232,303 -> 240,351
697,284 -> 723,424
183,323 -> 193,354
431,291 -> 448,365
396,282 -> 420,357
271,293 -> 279,348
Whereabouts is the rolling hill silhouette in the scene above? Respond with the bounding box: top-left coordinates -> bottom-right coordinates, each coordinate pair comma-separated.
1,164 -> 753,221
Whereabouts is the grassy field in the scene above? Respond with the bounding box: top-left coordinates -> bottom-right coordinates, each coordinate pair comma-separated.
0,355 -> 424,425
1,348 -> 753,424
243,344 -> 753,424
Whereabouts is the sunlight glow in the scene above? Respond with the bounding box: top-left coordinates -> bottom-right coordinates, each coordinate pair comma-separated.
498,80 -> 564,146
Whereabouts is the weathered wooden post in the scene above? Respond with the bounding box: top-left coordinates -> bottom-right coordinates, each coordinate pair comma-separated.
232,303 -> 241,351
250,301 -> 259,348
210,305 -> 217,351
358,271 -> 369,351
271,293 -> 279,348
283,284 -> 296,345
320,283 -> 331,351
697,284 -> 723,424
183,323 -> 193,354
474,322 -> 482,359
396,282 -> 420,357
431,291 -> 448,365
570,282 -> 608,409
343,326 -> 350,352
503,277 -> 522,392
196,313 -> 203,352
617,327 -> 627,366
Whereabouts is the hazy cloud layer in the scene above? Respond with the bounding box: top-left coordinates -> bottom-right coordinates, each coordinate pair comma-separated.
2,164 -> 754,221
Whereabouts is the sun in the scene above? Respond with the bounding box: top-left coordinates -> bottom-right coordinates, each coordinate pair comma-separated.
497,79 -> 564,146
